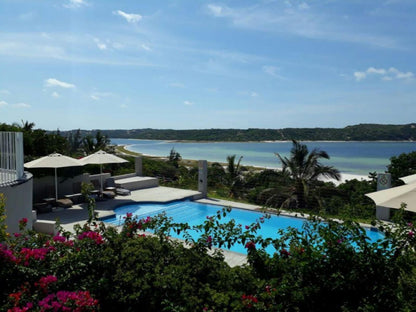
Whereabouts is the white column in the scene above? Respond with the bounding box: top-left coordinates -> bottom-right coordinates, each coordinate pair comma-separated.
376,173 -> 391,220
198,160 -> 208,197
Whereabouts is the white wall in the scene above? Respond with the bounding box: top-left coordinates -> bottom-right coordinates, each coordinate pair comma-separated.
1,173 -> 33,234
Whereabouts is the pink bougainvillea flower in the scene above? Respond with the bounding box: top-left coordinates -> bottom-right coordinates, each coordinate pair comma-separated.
78,231 -> 104,244
245,241 -> 256,250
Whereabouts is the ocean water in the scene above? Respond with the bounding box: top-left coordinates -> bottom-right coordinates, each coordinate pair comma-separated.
111,139 -> 415,176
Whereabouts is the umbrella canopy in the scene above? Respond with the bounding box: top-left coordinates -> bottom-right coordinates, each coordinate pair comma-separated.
79,150 -> 128,192
25,153 -> 83,200
400,174 -> 416,185
366,182 -> 416,213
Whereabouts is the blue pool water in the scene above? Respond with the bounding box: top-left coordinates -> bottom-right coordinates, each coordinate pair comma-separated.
103,201 -> 384,255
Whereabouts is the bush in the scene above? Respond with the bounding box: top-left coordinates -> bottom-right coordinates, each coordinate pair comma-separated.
1,201 -> 416,311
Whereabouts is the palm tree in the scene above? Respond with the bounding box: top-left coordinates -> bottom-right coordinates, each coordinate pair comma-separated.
226,155 -> 243,198
20,120 -> 35,132
275,140 -> 340,209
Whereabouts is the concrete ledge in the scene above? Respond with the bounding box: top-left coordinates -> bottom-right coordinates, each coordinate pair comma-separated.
115,176 -> 158,191
33,220 -> 58,235
113,172 -> 137,180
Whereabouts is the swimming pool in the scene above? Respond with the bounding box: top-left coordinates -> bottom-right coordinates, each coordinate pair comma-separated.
103,200 -> 384,255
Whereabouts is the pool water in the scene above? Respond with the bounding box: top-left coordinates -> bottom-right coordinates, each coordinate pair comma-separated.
103,201 -> 384,255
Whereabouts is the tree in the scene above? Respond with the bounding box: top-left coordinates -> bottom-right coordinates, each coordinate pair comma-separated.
82,131 -> 110,155
226,155 -> 243,198
67,129 -> 83,155
275,140 -> 341,209
387,151 -> 416,186
168,148 -> 182,168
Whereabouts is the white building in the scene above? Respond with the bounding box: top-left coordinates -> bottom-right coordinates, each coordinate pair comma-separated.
0,132 -> 33,234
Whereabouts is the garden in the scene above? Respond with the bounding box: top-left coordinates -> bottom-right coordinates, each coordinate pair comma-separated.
1,192 -> 416,311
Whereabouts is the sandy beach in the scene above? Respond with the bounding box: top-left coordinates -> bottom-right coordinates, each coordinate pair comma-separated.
116,144 -> 370,186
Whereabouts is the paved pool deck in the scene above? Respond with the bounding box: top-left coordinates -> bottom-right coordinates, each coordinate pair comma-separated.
36,186 -> 250,267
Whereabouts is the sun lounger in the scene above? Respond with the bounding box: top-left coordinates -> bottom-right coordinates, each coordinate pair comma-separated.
105,177 -> 131,196
56,198 -> 73,208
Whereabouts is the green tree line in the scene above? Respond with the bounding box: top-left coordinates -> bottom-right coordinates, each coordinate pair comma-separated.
59,123 -> 416,141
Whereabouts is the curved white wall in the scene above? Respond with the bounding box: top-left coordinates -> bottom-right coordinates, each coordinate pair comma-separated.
1,172 -> 33,234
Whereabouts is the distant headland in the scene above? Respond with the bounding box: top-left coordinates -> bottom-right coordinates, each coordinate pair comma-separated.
58,123 -> 416,142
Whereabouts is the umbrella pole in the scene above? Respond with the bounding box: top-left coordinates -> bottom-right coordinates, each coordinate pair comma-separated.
100,164 -> 103,193
55,168 -> 58,201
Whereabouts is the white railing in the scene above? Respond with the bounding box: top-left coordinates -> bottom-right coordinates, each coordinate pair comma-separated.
0,132 -> 24,185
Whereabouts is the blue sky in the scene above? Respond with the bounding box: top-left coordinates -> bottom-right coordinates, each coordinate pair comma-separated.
0,0 -> 415,130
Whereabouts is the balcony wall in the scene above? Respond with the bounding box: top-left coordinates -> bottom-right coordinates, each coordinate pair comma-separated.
1,172 -> 33,234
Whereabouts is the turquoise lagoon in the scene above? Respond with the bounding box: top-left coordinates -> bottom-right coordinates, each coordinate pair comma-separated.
111,139 -> 415,175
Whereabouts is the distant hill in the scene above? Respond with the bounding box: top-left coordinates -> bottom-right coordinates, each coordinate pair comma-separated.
59,123 -> 416,142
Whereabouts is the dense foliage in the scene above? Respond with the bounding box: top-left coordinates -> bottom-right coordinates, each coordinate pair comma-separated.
59,123 -> 416,141
0,121 -> 111,160
1,198 -> 416,311
387,151 -> 416,186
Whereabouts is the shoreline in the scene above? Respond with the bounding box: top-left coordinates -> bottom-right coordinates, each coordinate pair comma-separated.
116,144 -> 370,186
111,138 -> 414,144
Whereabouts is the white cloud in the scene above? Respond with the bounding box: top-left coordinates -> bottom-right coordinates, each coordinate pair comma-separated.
141,44 -> 151,51
184,100 -> 194,106
120,104 -> 128,108
51,92 -> 60,98
64,0 -> 88,9
205,3 -> 399,49
113,10 -> 142,24
367,67 -> 386,75
251,91 -> 258,97
207,4 -> 224,17
14,103 -> 31,108
0,100 -> 8,107
354,71 -> 366,81
90,92 -> 113,101
262,65 -> 285,79
355,67 -> 414,81
298,2 -> 310,10
0,89 -> 10,95
45,78 -> 76,89
94,38 -> 107,50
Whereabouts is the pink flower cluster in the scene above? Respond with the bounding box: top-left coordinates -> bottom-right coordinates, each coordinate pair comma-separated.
19,218 -> 28,227
0,243 -> 18,263
245,241 -> 256,250
19,247 -> 49,266
279,249 -> 291,257
77,231 -> 104,245
206,236 -> 213,248
125,215 -> 152,235
49,234 -> 74,247
38,290 -> 98,311
35,275 -> 58,293
7,276 -> 98,312
241,294 -> 258,308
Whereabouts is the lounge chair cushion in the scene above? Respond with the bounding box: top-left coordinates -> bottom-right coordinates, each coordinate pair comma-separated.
56,198 -> 73,208
102,191 -> 116,199
115,188 -> 131,196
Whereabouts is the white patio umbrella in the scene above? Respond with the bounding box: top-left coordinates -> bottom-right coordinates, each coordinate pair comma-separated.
400,174 -> 416,185
79,150 -> 128,192
366,182 -> 416,213
24,153 -> 83,201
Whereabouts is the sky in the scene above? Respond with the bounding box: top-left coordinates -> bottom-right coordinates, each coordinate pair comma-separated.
0,0 -> 415,130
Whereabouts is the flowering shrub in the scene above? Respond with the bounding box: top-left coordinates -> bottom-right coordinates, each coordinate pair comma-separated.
6,275 -> 98,312
1,197 -> 416,311
77,231 -> 104,245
